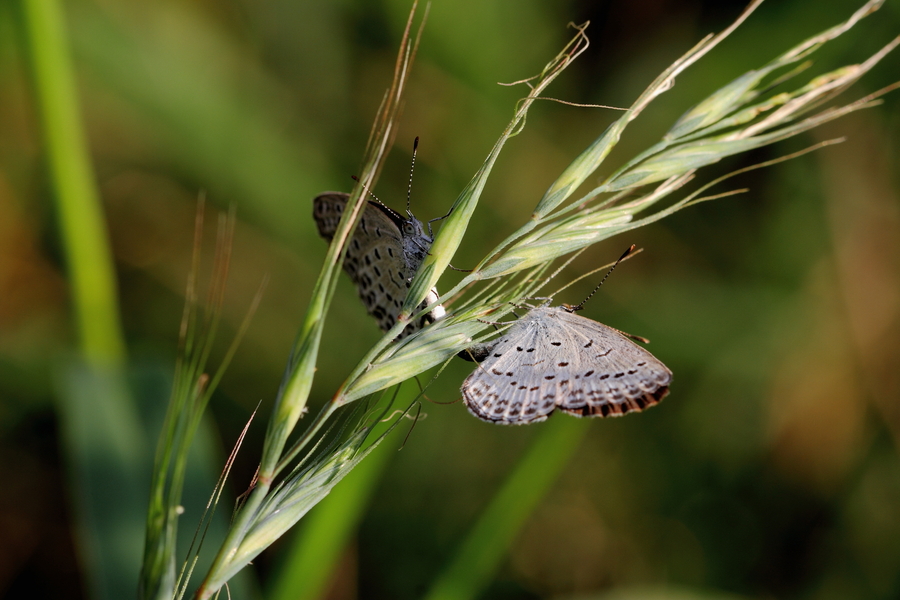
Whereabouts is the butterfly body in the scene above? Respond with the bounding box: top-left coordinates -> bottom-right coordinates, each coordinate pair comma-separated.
313,192 -> 444,337
462,306 -> 671,424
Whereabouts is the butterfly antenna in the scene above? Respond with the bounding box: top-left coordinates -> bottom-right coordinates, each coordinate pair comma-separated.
350,175 -> 382,204
407,136 -> 419,218
569,244 -> 637,312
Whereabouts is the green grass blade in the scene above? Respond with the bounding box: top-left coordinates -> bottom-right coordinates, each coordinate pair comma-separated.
424,418 -> 591,600
21,0 -> 125,365
20,1 -> 146,598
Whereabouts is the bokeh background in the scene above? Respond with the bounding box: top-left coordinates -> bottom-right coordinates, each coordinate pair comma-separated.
1,0 -> 899,598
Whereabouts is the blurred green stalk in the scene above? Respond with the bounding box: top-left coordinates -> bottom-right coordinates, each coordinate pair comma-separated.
424,418 -> 590,600
21,1 -> 145,599
21,0 -> 125,365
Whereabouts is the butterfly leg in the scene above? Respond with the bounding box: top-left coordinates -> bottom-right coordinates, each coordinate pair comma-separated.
426,206 -> 454,237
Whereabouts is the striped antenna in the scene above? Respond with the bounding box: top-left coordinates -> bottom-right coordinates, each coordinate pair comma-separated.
568,245 -> 637,312
350,175 -> 381,204
407,136 -> 419,217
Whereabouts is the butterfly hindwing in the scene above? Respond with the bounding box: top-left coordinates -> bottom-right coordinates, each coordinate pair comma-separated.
550,309 -> 671,417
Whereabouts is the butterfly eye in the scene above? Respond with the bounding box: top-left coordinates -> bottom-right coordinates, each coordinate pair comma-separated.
402,222 -> 415,235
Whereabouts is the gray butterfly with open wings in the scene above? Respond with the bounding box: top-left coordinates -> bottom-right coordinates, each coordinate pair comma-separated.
462,246 -> 673,424
461,304 -> 671,424
313,191 -> 444,338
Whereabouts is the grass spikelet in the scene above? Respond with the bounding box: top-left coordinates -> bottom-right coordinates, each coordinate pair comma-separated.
139,200 -> 264,600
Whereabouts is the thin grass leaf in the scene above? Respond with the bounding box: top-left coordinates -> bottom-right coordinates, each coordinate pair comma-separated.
175,407 -> 258,600
457,9 -> 896,289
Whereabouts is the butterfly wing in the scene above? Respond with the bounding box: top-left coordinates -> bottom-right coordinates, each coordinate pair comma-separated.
461,318 -> 561,424
313,192 -> 442,336
462,307 -> 598,424
551,309 -> 671,417
461,307 -> 671,424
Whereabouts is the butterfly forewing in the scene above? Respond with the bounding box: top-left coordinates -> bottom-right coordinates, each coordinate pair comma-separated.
313,192 -> 443,337
462,306 -> 672,425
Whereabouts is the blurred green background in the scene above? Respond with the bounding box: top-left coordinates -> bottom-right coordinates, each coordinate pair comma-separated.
1,0 -> 899,598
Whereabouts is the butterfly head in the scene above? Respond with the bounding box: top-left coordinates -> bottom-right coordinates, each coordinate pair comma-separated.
401,215 -> 431,243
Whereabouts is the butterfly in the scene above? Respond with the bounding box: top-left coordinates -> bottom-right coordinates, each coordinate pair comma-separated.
313,192 -> 445,338
461,304 -> 671,424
